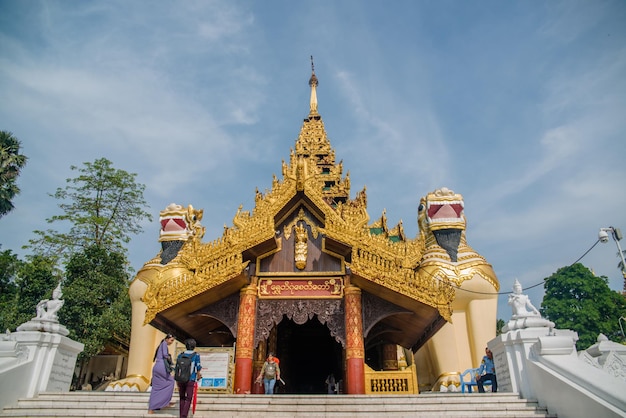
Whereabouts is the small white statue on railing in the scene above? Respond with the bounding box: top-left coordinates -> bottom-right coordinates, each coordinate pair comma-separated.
36,283 -> 64,322
508,279 -> 540,319
502,279 -> 553,333
17,282 -> 69,336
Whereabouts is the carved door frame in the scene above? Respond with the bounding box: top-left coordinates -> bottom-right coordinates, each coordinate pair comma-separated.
254,299 -> 346,348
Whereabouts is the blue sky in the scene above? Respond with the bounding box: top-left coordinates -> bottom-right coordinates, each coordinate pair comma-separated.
1,0 -> 625,322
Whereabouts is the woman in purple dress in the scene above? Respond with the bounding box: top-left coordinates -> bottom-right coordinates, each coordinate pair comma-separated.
148,334 -> 176,414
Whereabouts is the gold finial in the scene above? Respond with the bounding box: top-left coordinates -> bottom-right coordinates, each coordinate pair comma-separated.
309,55 -> 318,114
309,55 -> 318,88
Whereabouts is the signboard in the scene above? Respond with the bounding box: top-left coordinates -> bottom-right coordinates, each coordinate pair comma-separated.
176,346 -> 234,393
258,277 -> 344,299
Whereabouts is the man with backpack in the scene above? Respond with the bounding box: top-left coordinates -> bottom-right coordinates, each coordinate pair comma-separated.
175,338 -> 202,418
255,352 -> 281,394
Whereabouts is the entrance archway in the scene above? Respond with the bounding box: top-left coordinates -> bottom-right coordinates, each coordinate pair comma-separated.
275,315 -> 343,394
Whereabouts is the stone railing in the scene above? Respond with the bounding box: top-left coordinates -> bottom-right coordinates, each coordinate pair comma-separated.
489,281 -> 626,418
0,285 -> 84,410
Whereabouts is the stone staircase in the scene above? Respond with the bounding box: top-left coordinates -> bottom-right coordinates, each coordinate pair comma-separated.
0,392 -> 556,417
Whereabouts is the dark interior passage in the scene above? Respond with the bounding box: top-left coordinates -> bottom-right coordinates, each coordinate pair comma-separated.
275,316 -> 343,394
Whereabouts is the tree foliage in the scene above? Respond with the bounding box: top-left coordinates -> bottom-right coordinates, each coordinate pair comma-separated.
15,255 -> 61,326
541,263 -> 626,350
59,245 -> 131,359
26,158 -> 152,262
13,158 -> 149,361
0,249 -> 22,331
496,318 -> 506,336
0,131 -> 28,218
0,253 -> 59,332
0,246 -> 132,360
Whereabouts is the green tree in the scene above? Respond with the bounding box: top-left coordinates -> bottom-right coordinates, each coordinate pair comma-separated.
541,263 -> 626,350
26,158 -> 152,262
0,254 -> 59,332
0,249 -> 22,331
496,318 -> 506,336
0,131 -> 28,218
13,255 -> 60,328
59,245 -> 131,359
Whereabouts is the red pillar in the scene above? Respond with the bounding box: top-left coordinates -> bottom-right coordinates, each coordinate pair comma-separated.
344,285 -> 365,394
233,284 -> 258,394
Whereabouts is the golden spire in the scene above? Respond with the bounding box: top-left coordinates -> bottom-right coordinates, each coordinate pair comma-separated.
309,55 -> 318,115
292,58 -> 349,207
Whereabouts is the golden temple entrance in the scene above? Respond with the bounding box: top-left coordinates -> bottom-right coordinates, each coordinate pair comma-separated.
119,67 -> 497,397
273,316 -> 343,394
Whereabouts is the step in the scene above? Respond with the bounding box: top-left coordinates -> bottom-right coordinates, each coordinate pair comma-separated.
0,392 -> 556,418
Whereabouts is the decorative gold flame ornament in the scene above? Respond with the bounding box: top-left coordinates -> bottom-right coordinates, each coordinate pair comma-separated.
294,222 -> 308,269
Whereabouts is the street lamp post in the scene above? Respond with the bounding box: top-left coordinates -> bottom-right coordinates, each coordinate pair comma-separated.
599,226 -> 626,293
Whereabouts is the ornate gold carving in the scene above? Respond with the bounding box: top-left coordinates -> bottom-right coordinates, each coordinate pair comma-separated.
258,278 -> 343,298
142,251 -> 250,324
345,286 -> 365,359
281,209 -> 321,271
369,209 -> 388,233
256,299 -> 345,348
140,74 -> 503,327
364,363 -> 419,395
235,285 -> 257,360
294,223 -> 308,269
142,123 -> 459,323
282,208 -> 320,240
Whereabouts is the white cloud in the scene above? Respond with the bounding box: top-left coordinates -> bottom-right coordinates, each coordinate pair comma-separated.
1,0 -> 624,324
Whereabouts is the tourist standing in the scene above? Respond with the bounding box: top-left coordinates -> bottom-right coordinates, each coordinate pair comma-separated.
148,334 -> 176,414
256,352 -> 281,394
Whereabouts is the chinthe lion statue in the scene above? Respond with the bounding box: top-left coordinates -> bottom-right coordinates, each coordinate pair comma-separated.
414,187 -> 499,391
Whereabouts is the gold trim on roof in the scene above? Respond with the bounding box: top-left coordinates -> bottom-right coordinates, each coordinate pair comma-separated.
283,208 -> 320,240
369,209 -> 388,232
138,69 -> 504,325
388,220 -> 406,241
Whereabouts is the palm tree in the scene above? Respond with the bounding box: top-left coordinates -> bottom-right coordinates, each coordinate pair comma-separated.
0,131 -> 28,218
